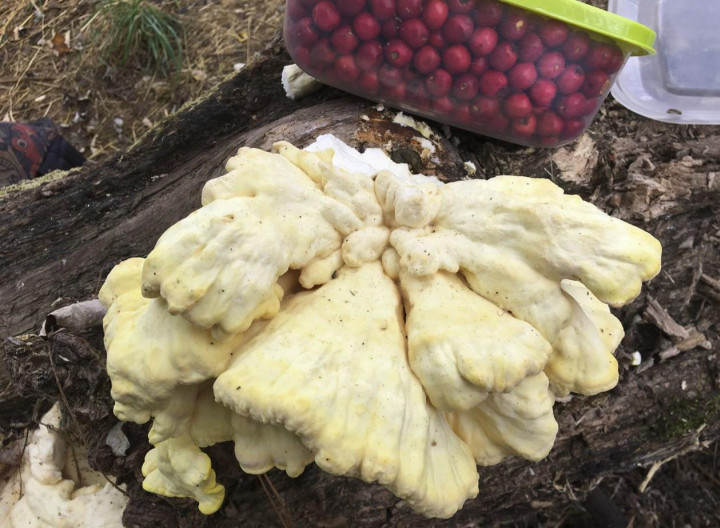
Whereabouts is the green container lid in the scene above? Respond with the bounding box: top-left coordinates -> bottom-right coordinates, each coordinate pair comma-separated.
501,0 -> 656,55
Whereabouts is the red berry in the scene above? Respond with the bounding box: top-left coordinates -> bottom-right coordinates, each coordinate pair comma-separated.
469,56 -> 490,76
413,45 -> 441,74
467,27 -> 498,56
604,46 -> 625,74
359,71 -> 380,92
539,135 -> 560,146
537,51 -> 565,79
442,44 -> 471,74
479,70 -> 508,97
581,69 -> 610,97
378,63 -> 403,88
355,40 -> 384,71
517,32 -> 545,62
453,102 -> 472,122
537,111 -> 563,136
489,41 -> 517,72
583,96 -> 600,116
407,78 -> 431,108
556,92 -> 587,119
556,64 -> 585,94
488,112 -> 510,132
561,118 -> 585,139
511,114 -> 537,137
529,78 -> 557,106
442,15 -> 474,44
470,96 -> 500,121
334,55 -> 360,81
385,39 -> 413,67
452,73 -> 479,100
331,26 -> 359,54
585,41 -> 622,72
504,92 -> 532,118
292,45 -> 312,68
507,62 -> 538,92
381,18 -> 399,39
370,0 -> 395,20
287,2 -> 309,21
562,32 -> 590,62
448,0 -> 474,13
432,96 -> 455,114
428,31 -> 446,48
338,0 -> 366,17
383,82 -> 407,99
397,0 -> 422,19
538,19 -> 569,48
426,68 -> 453,96
499,9 -> 530,41
474,0 -> 503,27
312,1 -> 341,32
290,17 -> 320,47
399,18 -> 429,48
353,13 -> 381,40
310,39 -> 336,66
422,0 -> 449,31
299,0 -> 321,7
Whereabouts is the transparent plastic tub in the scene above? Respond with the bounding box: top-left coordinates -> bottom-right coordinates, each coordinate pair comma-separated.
610,0 -> 720,124
284,0 -> 655,147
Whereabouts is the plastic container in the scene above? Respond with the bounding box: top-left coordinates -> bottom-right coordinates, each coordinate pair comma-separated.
610,0 -> 720,124
284,0 -> 656,147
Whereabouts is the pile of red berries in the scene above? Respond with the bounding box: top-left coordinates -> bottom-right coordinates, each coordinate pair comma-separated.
285,0 -> 626,146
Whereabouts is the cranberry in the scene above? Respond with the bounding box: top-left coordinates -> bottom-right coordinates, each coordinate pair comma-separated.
442,44 -> 471,74
359,71 -> 380,92
428,31 -> 446,49
537,51 -> 565,79
507,62 -> 538,92
561,118 -> 585,139
399,18 -> 429,48
331,26 -> 359,54
337,0 -> 366,17
378,63 -> 403,88
511,114 -> 537,137
517,32 -> 545,62
469,56 -> 490,76
290,17 -> 320,46
529,78 -> 557,106
467,27 -> 498,56
504,93 -> 532,118
452,73 -> 479,100
448,0 -> 474,14
312,1 -> 341,32
585,41 -> 618,71
423,0 -> 449,30
539,135 -> 560,146
385,39 -> 413,67
556,64 -> 585,94
426,68 -> 453,96
355,40 -> 384,71
407,78 -> 431,108
489,41 -> 517,72
432,96 -> 455,114
299,0 -> 321,7
604,46 -> 625,74
556,92 -> 587,119
538,19 -> 569,48
581,69 -> 610,97
442,15 -> 474,44
478,70 -> 508,97
474,0 -> 503,27
453,102 -> 472,122
413,45 -> 441,74
381,18 -> 400,39
562,32 -> 590,62
353,13 -> 381,40
499,9 -> 530,41
310,39 -> 336,67
334,55 -> 360,81
536,112 -> 563,136
384,82 -> 407,99
397,0 -> 422,19
370,0 -> 395,20
470,96 -> 500,121
488,112 -> 510,132
292,45 -> 311,68
583,96 -> 600,116
287,2 -> 309,21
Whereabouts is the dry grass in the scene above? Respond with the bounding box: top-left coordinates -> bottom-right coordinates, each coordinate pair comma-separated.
0,0 -> 285,163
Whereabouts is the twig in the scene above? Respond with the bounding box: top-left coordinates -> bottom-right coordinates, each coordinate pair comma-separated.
257,474 -> 293,528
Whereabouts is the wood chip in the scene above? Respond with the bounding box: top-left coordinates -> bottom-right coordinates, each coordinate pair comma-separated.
644,296 -> 690,339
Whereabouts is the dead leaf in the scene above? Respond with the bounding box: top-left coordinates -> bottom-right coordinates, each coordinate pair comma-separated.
51,32 -> 71,57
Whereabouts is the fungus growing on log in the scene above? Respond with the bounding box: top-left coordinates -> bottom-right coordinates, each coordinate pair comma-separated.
98,135 -> 661,519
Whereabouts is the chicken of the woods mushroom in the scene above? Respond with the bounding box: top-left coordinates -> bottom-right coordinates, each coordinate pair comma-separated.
99,134 -> 661,519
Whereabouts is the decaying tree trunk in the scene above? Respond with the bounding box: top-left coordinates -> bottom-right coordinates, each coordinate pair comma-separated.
1,40 -> 719,527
